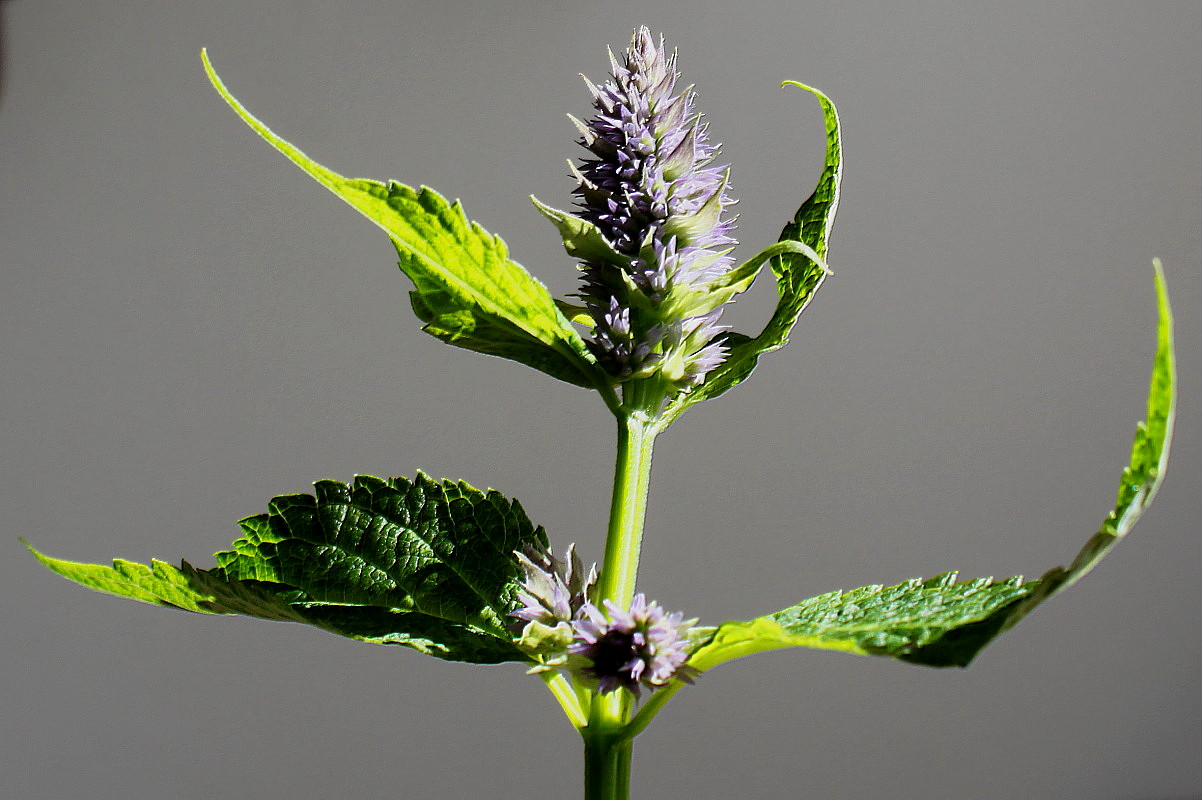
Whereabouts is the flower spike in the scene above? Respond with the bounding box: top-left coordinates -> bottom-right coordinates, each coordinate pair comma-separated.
568,27 -> 740,397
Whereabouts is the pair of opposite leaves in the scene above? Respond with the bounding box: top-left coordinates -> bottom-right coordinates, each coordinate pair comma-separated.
26,54 -> 1176,678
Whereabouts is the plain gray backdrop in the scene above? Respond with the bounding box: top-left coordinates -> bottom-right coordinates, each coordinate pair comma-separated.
3,2 -> 1199,798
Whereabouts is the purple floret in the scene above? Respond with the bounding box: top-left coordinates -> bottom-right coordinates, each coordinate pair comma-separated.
510,543 -> 596,628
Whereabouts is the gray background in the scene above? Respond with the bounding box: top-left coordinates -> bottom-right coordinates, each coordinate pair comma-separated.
3,2 -> 1199,798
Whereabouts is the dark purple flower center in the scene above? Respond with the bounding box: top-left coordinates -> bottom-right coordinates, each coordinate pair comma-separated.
584,628 -> 638,679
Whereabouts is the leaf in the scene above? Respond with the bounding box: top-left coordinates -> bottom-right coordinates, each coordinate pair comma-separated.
676,239 -> 829,322
661,82 -> 841,425
25,543 -> 272,615
689,574 -> 1035,671
531,196 -> 629,266
201,50 -> 602,390
691,263 -> 1175,670
27,473 -> 552,664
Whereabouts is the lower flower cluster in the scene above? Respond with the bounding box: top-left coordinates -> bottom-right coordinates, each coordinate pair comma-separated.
570,594 -> 698,697
511,545 -> 698,697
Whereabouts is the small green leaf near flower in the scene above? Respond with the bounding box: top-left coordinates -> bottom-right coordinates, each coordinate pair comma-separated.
662,82 -> 841,425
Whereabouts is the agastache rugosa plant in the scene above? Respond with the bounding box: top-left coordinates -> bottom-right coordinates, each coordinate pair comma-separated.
26,28 -> 1176,800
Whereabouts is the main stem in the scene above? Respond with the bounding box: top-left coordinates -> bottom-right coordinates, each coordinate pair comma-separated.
597,411 -> 659,609
583,408 -> 660,800
583,730 -> 633,800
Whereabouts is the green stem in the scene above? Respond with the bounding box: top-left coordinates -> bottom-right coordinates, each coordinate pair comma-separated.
583,728 -> 633,800
579,406 -> 659,797
596,411 -> 659,609
620,679 -> 684,741
541,670 -> 589,729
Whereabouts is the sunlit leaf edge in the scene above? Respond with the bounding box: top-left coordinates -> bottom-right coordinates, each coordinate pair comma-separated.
661,81 -> 841,425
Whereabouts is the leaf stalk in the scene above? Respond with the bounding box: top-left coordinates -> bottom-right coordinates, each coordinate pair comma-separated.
541,670 -> 589,729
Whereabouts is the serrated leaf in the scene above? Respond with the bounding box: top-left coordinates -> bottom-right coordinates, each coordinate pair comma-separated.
201,50 -> 602,390
661,82 -> 840,425
25,544 -> 234,614
212,473 -> 544,636
691,263 -> 1175,670
689,574 -> 1035,671
22,543 -> 313,624
28,473 -> 551,664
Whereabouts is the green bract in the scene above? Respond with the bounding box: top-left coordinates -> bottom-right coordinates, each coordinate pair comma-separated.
661,82 -> 840,425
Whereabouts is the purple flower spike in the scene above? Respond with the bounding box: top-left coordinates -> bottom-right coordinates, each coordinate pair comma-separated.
572,27 -> 738,392
570,593 -> 698,698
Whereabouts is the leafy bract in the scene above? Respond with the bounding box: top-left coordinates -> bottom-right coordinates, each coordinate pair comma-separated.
27,473 -> 550,664
201,50 -> 602,390
661,82 -> 841,425
691,263 -> 1175,670
531,197 -> 629,267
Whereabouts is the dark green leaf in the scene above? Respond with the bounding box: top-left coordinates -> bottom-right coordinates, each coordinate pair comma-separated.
27,473 -> 551,664
691,264 -> 1175,670
689,574 -> 1034,671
